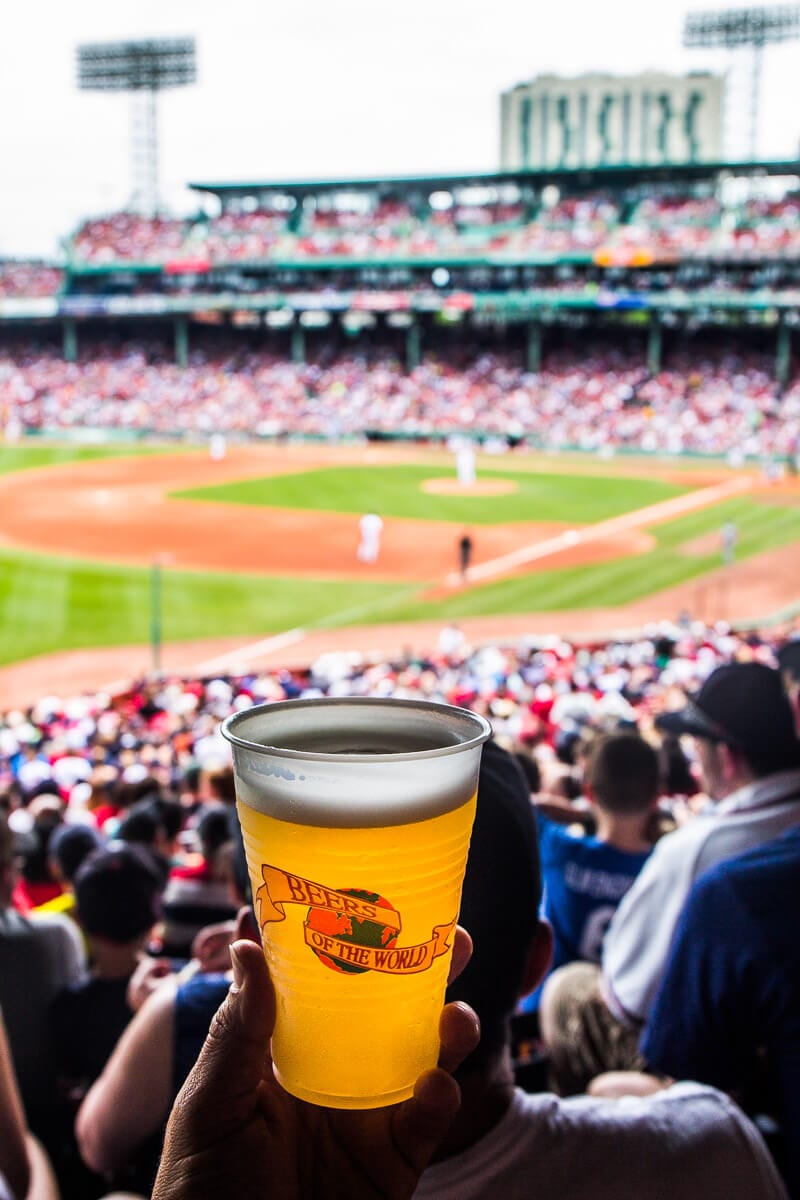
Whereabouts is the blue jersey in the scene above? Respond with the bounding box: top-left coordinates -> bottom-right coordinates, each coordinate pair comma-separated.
642,826 -> 800,1197
519,813 -> 651,1014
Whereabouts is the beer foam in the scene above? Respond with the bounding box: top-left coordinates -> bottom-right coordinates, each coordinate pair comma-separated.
223,698 -> 490,828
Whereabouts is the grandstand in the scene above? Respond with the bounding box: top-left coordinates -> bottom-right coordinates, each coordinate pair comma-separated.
1,158 -> 799,388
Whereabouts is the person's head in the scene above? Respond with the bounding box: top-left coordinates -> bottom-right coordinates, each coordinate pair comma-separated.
19,818 -> 61,887
657,733 -> 698,798
74,842 -> 164,951
513,750 -> 541,795
196,804 -> 233,869
150,795 -> 183,855
229,808 -> 252,910
48,823 -> 103,886
777,640 -> 800,737
118,799 -> 170,855
180,763 -> 202,804
202,766 -> 236,806
446,740 -> 551,1072
656,662 -> 800,801
585,732 -> 660,818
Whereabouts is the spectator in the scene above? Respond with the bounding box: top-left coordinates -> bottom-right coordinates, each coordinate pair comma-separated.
521,732 -> 658,1024
116,799 -> 173,883
33,823 -> 102,922
0,1009 -> 30,1200
75,825 -> 251,1184
641,825 -> 800,1197
152,741 -> 787,1200
160,805 -> 238,958
12,800 -> 64,912
2,334 -> 799,457
200,765 -> 236,807
541,662 -> 800,1094
0,1005 -> 61,1200
53,842 -> 165,1097
0,814 -> 85,1136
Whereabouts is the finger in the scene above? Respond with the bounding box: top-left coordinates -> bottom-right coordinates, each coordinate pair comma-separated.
391,1068 -> 461,1176
235,904 -> 261,945
447,926 -> 472,985
176,939 -> 275,1122
437,1001 -> 480,1074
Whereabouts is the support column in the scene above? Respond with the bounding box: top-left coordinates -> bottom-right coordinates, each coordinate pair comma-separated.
63,319 -> 78,363
291,324 -> 306,365
406,321 -> 421,372
526,320 -> 542,373
647,315 -> 662,375
174,317 -> 189,368
776,319 -> 791,389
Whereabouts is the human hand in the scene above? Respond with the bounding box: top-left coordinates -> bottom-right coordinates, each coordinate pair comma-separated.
152,932 -> 479,1200
191,920 -> 238,973
127,955 -> 174,1013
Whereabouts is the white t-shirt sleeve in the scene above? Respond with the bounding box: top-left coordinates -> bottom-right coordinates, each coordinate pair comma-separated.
414,1083 -> 788,1200
569,1084 -> 790,1200
602,823 -> 710,1023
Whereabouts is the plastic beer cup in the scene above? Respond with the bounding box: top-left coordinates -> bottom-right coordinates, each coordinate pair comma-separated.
222,697 -> 491,1109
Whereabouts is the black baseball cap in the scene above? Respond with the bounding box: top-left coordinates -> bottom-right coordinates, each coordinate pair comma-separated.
75,842 -> 164,944
656,662 -> 799,760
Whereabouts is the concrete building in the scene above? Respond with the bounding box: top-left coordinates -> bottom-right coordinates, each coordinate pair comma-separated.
500,72 -> 723,171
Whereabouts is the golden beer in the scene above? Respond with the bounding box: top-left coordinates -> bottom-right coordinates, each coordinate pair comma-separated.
223,698 -> 490,1109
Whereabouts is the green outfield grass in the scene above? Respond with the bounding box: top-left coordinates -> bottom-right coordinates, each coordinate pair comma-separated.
174,464 -> 687,525
0,547 -> 404,669
0,443 -> 170,476
0,495 -> 797,668
379,496 -> 800,621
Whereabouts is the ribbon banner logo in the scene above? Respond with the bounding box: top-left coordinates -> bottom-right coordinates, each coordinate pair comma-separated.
257,864 -> 455,977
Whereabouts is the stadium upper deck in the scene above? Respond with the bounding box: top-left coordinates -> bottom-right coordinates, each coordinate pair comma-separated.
69,159 -> 800,269
1,159 -> 798,381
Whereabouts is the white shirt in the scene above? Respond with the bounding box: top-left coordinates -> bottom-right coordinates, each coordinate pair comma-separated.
603,766 -> 800,1024
359,513 -> 383,539
414,1084 -> 787,1200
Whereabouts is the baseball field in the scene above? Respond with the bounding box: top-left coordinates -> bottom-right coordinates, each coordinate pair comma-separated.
0,440 -> 798,703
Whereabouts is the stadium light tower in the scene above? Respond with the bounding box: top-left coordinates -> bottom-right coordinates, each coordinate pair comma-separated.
76,38 -> 197,215
684,6 -> 800,157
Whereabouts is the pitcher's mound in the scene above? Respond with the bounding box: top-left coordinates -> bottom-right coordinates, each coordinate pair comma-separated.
421,478 -> 518,496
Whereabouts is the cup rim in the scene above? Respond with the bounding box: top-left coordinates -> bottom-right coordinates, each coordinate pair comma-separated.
221,697 -> 492,764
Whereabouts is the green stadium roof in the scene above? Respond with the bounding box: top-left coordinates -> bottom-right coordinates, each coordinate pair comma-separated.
189,159 -> 800,199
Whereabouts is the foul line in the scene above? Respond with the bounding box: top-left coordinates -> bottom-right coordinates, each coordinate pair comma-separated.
188,583 -> 422,677
192,628 -> 309,675
445,475 -> 755,588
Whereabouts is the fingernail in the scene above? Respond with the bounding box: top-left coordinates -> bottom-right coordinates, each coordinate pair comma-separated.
230,943 -> 244,991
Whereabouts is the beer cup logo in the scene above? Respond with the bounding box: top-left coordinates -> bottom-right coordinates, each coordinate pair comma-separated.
306,888 -> 398,975
256,864 -> 455,977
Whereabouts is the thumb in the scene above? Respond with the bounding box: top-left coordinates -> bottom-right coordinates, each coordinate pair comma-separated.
176,940 -> 275,1126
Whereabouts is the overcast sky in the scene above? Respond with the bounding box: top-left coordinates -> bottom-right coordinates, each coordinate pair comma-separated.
1,0 -> 798,256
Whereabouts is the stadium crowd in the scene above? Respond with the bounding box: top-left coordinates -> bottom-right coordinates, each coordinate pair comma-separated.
2,338 -> 799,458
1,619 -> 800,1198
62,190 -> 800,266
0,263 -> 62,300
